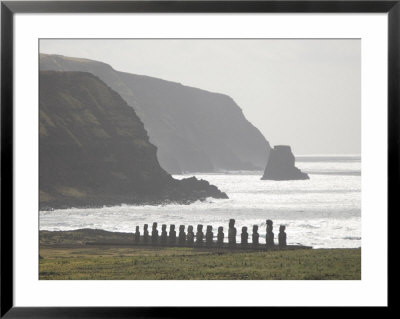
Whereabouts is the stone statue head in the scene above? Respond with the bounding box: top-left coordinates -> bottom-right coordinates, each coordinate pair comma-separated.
207,225 -> 212,232
218,226 -> 223,232
197,224 -> 203,231
279,225 -> 286,232
188,225 -> 193,232
266,219 -> 273,227
253,225 -> 258,232
136,226 -> 139,231
170,224 -> 175,231
162,224 -> 167,231
144,224 -> 148,230
152,222 -> 157,229
242,226 -> 247,232
179,225 -> 185,232
229,219 -> 235,228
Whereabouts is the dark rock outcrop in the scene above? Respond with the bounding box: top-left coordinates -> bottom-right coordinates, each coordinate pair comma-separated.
39,71 -> 227,210
261,145 -> 309,181
40,54 -> 270,174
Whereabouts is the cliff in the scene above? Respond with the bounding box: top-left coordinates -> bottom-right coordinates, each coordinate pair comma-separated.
39,71 -> 227,210
40,54 -> 270,174
261,145 -> 309,180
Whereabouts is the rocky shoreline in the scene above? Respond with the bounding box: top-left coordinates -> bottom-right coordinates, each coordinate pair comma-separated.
40,177 -> 228,211
39,72 -> 227,210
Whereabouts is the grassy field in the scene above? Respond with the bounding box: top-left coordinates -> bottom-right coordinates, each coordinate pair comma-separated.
39,230 -> 361,280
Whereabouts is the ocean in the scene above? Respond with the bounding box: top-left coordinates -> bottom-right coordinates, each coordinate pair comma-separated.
39,156 -> 361,249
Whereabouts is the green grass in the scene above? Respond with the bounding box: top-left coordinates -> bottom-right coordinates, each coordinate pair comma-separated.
39,245 -> 361,280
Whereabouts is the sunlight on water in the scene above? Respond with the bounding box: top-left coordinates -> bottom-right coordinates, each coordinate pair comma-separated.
40,158 -> 361,248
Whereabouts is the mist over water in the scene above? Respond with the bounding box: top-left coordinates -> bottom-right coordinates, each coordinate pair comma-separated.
39,157 -> 361,249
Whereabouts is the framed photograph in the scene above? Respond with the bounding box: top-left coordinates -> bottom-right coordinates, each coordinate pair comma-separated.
1,0 -> 396,316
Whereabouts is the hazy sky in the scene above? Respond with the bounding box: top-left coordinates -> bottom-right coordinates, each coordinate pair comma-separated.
40,39 -> 361,155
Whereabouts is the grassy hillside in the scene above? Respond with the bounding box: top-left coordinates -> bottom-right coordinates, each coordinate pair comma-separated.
40,53 -> 270,174
40,71 -> 227,209
39,245 -> 361,280
39,229 -> 361,280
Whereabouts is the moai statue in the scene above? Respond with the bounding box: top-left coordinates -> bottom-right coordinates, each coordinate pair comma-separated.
228,219 -> 237,247
178,225 -> 186,245
134,226 -> 140,244
187,225 -> 194,246
160,224 -> 168,245
151,222 -> 159,244
241,226 -> 248,246
217,226 -> 224,246
169,224 -> 177,245
196,224 -> 204,246
252,225 -> 259,246
278,225 -> 287,248
266,219 -> 275,248
205,225 -> 213,247
143,224 -> 149,243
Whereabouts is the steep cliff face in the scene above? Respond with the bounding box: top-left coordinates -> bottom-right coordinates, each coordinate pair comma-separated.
39,71 -> 227,209
40,54 -> 270,174
261,145 -> 309,181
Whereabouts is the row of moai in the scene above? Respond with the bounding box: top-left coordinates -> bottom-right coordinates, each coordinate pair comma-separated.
133,219 -> 287,249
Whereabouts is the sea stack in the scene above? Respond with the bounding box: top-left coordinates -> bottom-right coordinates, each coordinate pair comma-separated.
261,145 -> 309,181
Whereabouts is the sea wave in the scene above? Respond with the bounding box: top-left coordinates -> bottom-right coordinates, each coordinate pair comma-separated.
342,236 -> 362,240
306,171 -> 361,176
40,161 -> 361,248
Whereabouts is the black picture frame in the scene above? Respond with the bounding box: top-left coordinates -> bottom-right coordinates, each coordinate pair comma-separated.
1,0 -> 396,317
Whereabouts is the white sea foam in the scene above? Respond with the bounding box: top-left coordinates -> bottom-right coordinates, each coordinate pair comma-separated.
39,158 -> 361,248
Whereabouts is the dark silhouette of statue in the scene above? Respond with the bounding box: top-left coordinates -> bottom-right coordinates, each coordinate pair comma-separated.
169,224 -> 176,245
205,225 -> 213,247
217,226 -> 224,246
241,226 -> 248,246
187,225 -> 194,246
196,224 -> 204,246
266,219 -> 274,248
161,224 -> 168,244
143,224 -> 149,243
252,225 -> 259,246
178,225 -> 186,245
278,225 -> 287,248
228,219 -> 237,247
151,222 -> 158,244
134,226 -> 140,244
